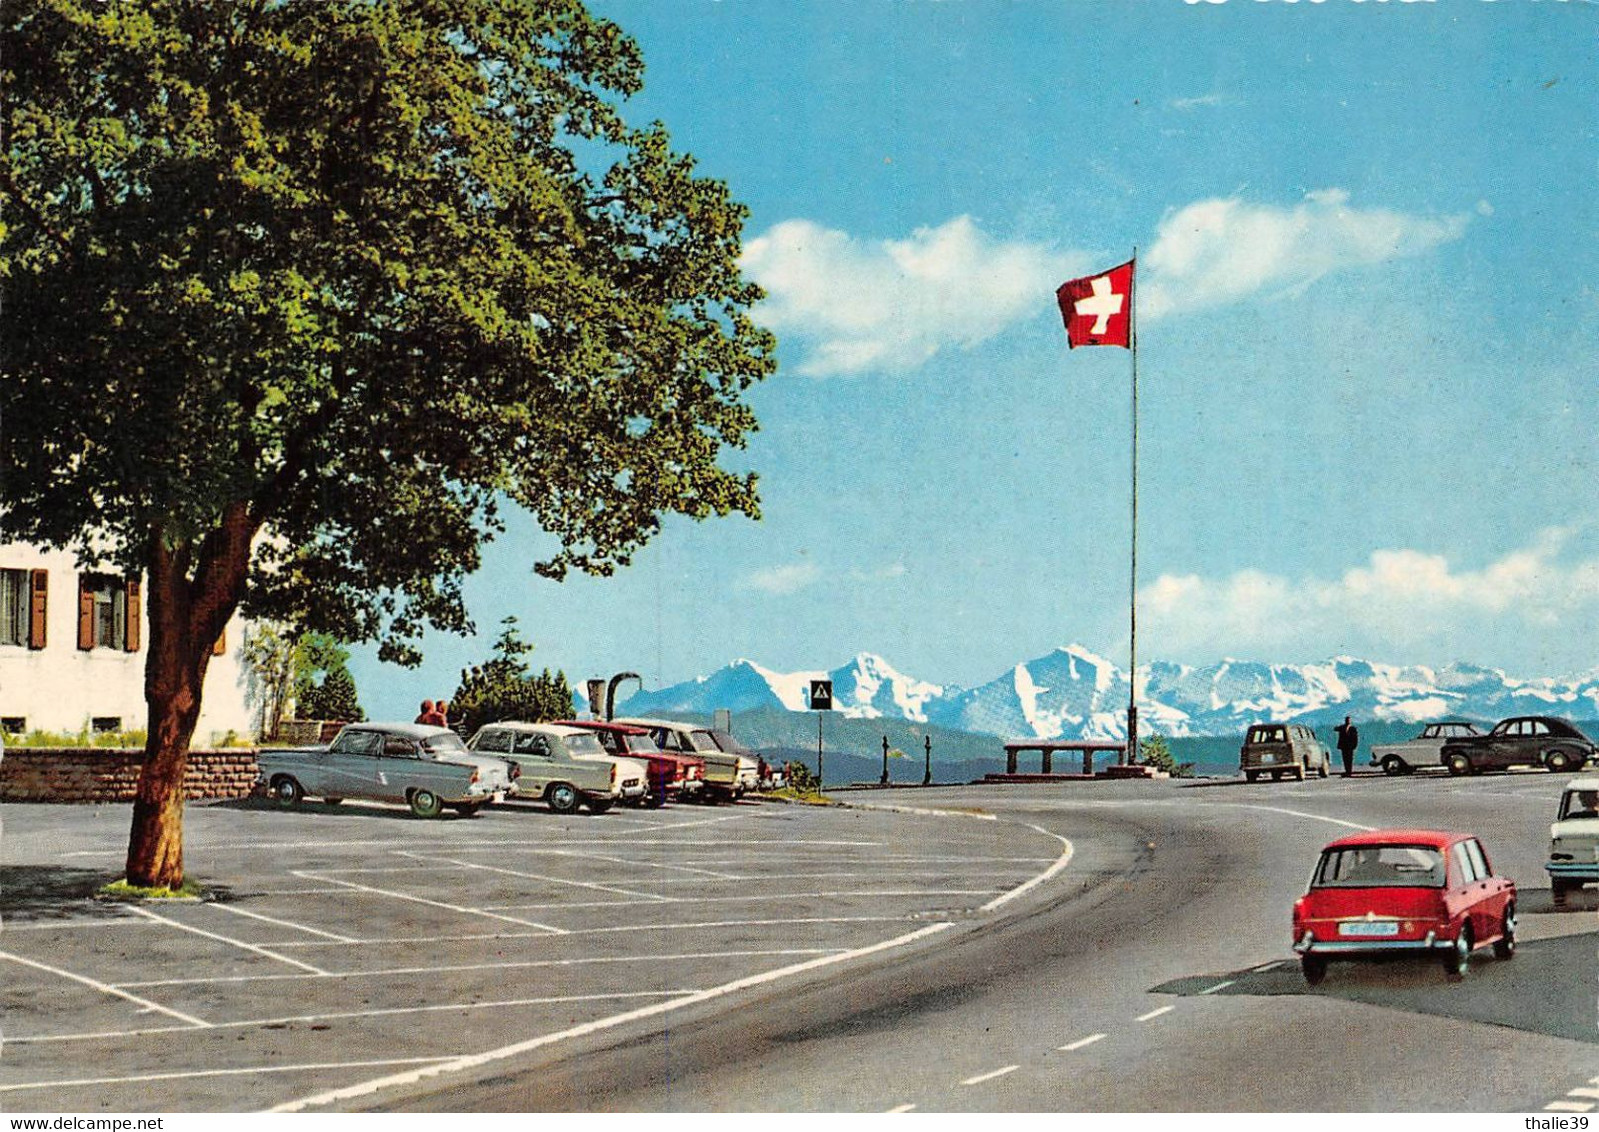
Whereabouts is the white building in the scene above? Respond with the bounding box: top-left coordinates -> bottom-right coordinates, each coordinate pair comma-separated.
0,541 -> 253,743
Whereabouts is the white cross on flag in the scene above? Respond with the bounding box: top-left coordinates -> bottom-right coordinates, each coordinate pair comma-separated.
1056,259 -> 1134,349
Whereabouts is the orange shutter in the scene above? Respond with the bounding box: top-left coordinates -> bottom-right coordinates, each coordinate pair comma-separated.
124,577 -> 141,653
77,574 -> 94,650
28,569 -> 47,650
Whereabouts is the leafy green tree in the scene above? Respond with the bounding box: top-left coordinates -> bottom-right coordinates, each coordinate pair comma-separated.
1,0 -> 773,888
450,618 -> 572,734
1139,733 -> 1194,778
298,665 -> 365,724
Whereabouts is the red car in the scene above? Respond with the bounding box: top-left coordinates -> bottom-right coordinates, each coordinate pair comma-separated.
1292,829 -> 1516,985
554,720 -> 704,807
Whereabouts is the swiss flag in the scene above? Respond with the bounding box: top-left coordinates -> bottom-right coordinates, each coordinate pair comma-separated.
1056,260 -> 1134,349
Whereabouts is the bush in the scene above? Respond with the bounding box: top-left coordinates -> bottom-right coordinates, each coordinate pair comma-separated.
1140,733 -> 1193,777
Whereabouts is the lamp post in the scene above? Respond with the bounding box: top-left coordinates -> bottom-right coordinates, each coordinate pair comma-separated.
923,734 -> 932,786
880,735 -> 890,786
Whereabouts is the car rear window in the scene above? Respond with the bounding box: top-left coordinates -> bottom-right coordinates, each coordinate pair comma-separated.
1313,846 -> 1445,888
421,732 -> 468,755
565,732 -> 608,756
1247,726 -> 1287,744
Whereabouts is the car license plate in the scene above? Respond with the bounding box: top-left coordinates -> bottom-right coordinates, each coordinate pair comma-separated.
491,791 -> 505,804
1339,921 -> 1399,937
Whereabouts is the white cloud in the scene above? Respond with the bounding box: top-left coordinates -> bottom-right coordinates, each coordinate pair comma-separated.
1143,527 -> 1599,666
1141,189 -> 1474,318
738,562 -> 822,596
741,216 -> 1085,377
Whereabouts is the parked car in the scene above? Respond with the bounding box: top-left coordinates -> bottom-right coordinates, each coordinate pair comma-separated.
1439,715 -> 1596,776
1292,829 -> 1516,984
615,718 -> 759,801
554,719 -> 705,806
1370,721 -> 1484,776
1239,722 -> 1331,782
256,722 -> 513,818
1546,776 -> 1599,908
467,721 -> 648,814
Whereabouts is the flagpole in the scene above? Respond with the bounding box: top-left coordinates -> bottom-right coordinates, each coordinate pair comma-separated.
1127,247 -> 1139,766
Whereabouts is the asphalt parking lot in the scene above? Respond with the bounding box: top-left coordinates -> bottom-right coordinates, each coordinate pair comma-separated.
0,793 -> 1067,1112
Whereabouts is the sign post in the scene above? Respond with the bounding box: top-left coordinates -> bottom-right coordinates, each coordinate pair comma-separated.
810,679 -> 833,788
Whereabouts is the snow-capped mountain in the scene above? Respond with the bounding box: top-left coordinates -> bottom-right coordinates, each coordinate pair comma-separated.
615,649 -> 1599,740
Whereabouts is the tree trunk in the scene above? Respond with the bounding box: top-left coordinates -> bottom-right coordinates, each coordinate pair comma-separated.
125,507 -> 255,890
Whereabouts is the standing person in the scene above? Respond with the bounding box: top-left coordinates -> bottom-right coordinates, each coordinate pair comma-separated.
414,700 -> 435,725
1335,715 -> 1360,777
433,699 -> 451,729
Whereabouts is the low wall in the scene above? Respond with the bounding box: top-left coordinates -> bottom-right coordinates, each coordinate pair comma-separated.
0,747 -> 260,803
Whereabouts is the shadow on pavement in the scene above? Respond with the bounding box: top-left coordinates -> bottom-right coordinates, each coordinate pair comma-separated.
1152,929 -> 1599,1045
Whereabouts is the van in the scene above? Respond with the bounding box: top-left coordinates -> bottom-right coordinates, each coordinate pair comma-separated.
1240,722 -> 1331,782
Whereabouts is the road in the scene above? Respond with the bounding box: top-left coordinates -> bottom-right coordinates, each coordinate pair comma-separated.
378,773 -> 1597,1112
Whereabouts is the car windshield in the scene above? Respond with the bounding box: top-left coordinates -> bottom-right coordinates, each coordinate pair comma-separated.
564,732 -> 608,757
685,730 -> 723,753
1560,790 -> 1599,821
420,732 -> 468,755
1313,846 -> 1445,888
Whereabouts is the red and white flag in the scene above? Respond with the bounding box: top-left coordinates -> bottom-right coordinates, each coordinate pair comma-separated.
1056,260 -> 1134,349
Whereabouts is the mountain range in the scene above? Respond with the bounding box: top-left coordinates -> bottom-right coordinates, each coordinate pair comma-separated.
615,648 -> 1599,740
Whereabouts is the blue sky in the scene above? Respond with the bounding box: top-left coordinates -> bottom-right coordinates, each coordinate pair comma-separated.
354,0 -> 1598,717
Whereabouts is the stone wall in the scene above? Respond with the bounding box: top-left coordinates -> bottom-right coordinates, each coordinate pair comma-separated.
0,748 -> 260,803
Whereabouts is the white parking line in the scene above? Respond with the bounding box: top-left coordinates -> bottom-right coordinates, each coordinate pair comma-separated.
0,1057 -> 458,1094
482,888 -> 1002,912
1253,961 -> 1285,972
1568,1088 -> 1599,1099
1057,1033 -> 1106,1051
294,871 -> 568,933
207,902 -> 359,943
1199,980 -> 1235,995
1546,1102 -> 1595,1113
272,921 -> 959,1112
537,848 -> 741,880
1135,1006 -> 1174,1022
394,850 -> 673,902
961,1065 -> 1019,1086
112,948 -> 843,991
885,1103 -> 916,1113
124,905 -> 330,975
0,949 -> 210,1028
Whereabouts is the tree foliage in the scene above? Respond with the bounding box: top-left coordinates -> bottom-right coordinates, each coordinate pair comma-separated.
450,618 -> 572,735
0,0 -> 774,887
1139,733 -> 1193,778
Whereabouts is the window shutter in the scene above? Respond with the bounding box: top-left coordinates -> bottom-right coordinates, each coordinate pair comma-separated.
77,574 -> 94,650
28,569 -> 47,650
124,577 -> 141,653
212,626 -> 226,656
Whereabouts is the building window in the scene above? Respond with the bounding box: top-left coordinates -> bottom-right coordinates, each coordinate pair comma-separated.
91,716 -> 122,734
77,573 -> 140,653
1,717 -> 25,735
0,569 -> 28,646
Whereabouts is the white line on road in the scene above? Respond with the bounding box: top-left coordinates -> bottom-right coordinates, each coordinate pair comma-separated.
395,850 -> 672,902
271,921 -> 958,1112
1567,1088 -> 1599,1099
1199,980 -> 1235,995
206,901 -> 359,943
0,1058 -> 459,1094
1546,1102 -> 1595,1113
123,905 -> 330,975
885,1104 -> 916,1113
961,1065 -> 1019,1086
1135,1005 -> 1175,1022
293,871 -> 568,934
0,949 -> 209,1028
1057,1034 -> 1107,1052
1253,961 -> 1285,972
980,825 -> 1073,913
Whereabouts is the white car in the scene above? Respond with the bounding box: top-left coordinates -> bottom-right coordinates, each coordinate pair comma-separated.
467,722 -> 649,814
1547,775 -> 1599,908
1370,720 -> 1483,776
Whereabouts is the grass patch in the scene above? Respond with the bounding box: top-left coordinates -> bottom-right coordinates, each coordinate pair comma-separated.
99,877 -> 208,901
764,787 -> 836,806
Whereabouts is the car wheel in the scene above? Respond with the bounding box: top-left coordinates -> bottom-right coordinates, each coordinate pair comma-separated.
1493,904 -> 1516,959
1301,955 -> 1328,986
450,802 -> 483,818
1442,925 -> 1472,981
1445,752 -> 1472,776
271,776 -> 304,809
546,783 -> 580,815
1294,763 -> 1307,781
1546,749 -> 1576,774
1270,770 -> 1283,781
1244,770 -> 1259,783
1318,763 -> 1329,778
1381,757 -> 1405,777
645,791 -> 668,809
1552,878 -> 1572,909
408,788 -> 444,819
586,797 -> 614,814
